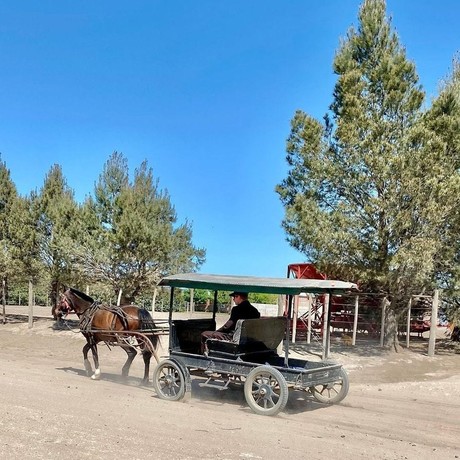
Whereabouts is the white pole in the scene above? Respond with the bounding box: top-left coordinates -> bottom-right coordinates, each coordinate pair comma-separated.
380,297 -> 387,347
190,288 -> 194,315
406,297 -> 412,349
117,289 -> 122,307
292,295 -> 298,343
352,295 -> 359,346
428,290 -> 439,357
322,294 -> 330,360
277,295 -> 284,356
28,280 -> 34,329
151,287 -> 158,312
306,294 -> 312,344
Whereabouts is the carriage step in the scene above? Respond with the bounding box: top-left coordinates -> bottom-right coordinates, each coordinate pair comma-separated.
199,381 -> 229,391
199,374 -> 230,390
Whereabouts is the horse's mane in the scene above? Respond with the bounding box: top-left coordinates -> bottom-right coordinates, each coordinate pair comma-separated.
69,287 -> 95,303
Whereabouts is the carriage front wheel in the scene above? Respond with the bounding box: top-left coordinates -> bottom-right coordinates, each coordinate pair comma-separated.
243,365 -> 289,416
153,360 -> 186,401
309,368 -> 349,404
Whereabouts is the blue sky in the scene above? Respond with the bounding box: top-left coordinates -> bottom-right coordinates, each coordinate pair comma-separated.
1,1 -> 459,278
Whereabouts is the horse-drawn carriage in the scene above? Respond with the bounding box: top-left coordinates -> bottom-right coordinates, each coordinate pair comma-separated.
58,273 -> 357,416
153,273 -> 358,416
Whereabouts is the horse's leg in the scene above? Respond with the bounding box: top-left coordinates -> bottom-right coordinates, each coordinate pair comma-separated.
90,343 -> 101,380
141,350 -> 152,385
121,345 -> 137,378
82,342 -> 93,376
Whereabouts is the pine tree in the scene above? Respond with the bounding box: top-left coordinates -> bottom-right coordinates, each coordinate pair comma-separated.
35,164 -> 79,307
276,0 -> 458,347
0,156 -> 18,311
76,152 -> 205,303
422,59 -> 460,319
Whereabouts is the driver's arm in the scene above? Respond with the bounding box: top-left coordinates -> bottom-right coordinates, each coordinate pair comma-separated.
217,319 -> 234,332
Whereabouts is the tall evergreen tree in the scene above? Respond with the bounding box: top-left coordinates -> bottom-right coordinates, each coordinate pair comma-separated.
422,59 -> 460,319
35,164 -> 79,307
76,152 -> 205,302
0,156 -> 18,304
276,0 -> 457,347
8,194 -> 42,284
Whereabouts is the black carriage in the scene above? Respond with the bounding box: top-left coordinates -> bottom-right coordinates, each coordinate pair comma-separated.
153,273 -> 357,416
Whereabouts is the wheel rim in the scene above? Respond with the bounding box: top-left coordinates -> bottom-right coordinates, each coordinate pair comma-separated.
244,366 -> 288,416
251,373 -> 282,409
310,368 -> 349,404
153,361 -> 185,401
313,381 -> 342,399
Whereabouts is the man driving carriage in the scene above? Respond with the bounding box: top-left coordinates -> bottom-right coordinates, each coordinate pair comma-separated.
200,291 -> 260,354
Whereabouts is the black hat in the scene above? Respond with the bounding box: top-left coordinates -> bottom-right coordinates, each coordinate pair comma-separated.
229,292 -> 248,297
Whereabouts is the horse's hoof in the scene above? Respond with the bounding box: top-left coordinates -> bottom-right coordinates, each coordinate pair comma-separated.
84,360 -> 93,376
91,369 -> 101,380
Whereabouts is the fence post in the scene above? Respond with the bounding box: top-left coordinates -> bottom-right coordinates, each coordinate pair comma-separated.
190,288 -> 194,314
380,297 -> 387,347
428,290 -> 439,357
352,295 -> 359,345
406,297 -> 412,349
28,280 -> 34,329
306,294 -> 312,344
292,295 -> 299,343
322,293 -> 330,360
151,287 -> 158,312
2,278 -> 5,324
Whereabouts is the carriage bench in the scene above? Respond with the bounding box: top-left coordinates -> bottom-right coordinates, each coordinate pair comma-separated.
206,316 -> 286,361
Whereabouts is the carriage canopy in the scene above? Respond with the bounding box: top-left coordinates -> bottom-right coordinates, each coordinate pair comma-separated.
159,273 -> 358,295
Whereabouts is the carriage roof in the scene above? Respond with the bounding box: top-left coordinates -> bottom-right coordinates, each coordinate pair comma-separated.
159,273 -> 358,295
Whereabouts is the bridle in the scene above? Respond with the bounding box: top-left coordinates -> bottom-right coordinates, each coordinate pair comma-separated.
58,294 -> 74,317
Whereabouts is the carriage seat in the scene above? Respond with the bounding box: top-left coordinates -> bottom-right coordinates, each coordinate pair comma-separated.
206,316 -> 286,361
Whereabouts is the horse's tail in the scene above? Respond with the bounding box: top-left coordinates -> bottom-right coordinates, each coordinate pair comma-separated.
138,308 -> 160,350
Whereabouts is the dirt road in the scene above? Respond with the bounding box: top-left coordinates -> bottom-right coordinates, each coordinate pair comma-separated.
0,314 -> 459,459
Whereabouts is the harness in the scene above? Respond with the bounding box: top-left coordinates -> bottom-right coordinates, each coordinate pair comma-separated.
79,302 -> 131,332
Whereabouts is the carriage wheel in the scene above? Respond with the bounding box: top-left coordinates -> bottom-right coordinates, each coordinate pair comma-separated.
243,365 -> 288,416
153,360 -> 186,401
309,368 -> 349,404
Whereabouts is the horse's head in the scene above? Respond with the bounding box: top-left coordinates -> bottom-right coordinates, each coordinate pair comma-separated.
54,287 -> 95,319
54,291 -> 74,319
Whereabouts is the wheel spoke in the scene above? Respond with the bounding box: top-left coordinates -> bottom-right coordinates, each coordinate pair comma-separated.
310,369 -> 349,404
153,360 -> 186,401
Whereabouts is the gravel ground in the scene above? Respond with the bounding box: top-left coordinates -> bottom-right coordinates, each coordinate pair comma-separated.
0,307 -> 459,459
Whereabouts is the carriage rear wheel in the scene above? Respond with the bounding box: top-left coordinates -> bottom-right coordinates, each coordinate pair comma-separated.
243,365 -> 288,416
153,360 -> 186,401
309,368 -> 349,404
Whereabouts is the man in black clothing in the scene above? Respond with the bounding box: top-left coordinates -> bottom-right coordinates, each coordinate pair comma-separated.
201,292 -> 260,354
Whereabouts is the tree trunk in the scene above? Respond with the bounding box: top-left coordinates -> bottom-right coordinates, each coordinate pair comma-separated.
2,276 -> 6,324
383,301 -> 402,352
50,280 -> 59,319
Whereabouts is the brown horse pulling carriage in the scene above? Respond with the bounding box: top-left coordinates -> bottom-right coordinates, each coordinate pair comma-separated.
56,288 -> 164,383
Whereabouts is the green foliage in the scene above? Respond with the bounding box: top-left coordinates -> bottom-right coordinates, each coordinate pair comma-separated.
8,195 -> 43,283
0,156 -> 18,285
74,152 -> 205,302
35,164 -> 79,297
277,0 -> 460,321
